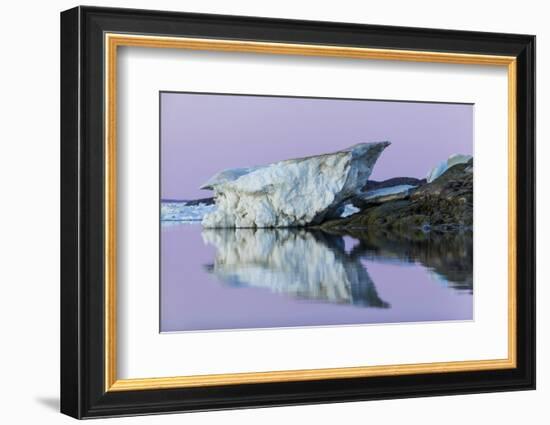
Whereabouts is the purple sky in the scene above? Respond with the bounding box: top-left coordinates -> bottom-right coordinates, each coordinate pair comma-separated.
161,92 -> 473,200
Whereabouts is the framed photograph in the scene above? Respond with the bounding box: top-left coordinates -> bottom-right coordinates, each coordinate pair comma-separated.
60,6 -> 535,419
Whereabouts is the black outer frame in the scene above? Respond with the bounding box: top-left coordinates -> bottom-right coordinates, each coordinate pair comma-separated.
60,5 -> 536,419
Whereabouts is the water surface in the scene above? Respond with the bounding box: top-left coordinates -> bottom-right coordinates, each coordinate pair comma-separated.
160,224 -> 472,332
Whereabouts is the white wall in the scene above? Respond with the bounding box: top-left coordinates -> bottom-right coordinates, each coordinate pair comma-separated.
0,0 -> 545,423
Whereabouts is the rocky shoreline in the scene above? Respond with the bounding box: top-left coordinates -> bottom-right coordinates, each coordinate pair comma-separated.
322,158 -> 473,232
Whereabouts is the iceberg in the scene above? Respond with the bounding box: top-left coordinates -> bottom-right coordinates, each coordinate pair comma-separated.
201,142 -> 390,228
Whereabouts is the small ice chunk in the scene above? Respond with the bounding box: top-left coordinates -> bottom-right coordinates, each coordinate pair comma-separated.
364,184 -> 416,202
340,204 -> 360,218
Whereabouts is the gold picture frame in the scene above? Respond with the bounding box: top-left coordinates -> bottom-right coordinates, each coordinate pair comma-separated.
104,33 -> 517,392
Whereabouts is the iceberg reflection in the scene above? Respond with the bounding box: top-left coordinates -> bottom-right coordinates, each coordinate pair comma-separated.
331,227 -> 473,294
202,228 -> 390,308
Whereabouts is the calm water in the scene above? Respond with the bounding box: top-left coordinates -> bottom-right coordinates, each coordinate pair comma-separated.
160,224 -> 473,332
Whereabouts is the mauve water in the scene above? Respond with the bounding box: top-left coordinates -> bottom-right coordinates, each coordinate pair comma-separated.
160,224 -> 473,332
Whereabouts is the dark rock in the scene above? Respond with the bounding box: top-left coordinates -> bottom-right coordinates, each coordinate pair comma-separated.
184,197 -> 216,206
364,177 -> 426,191
161,197 -> 215,206
321,160 -> 473,231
